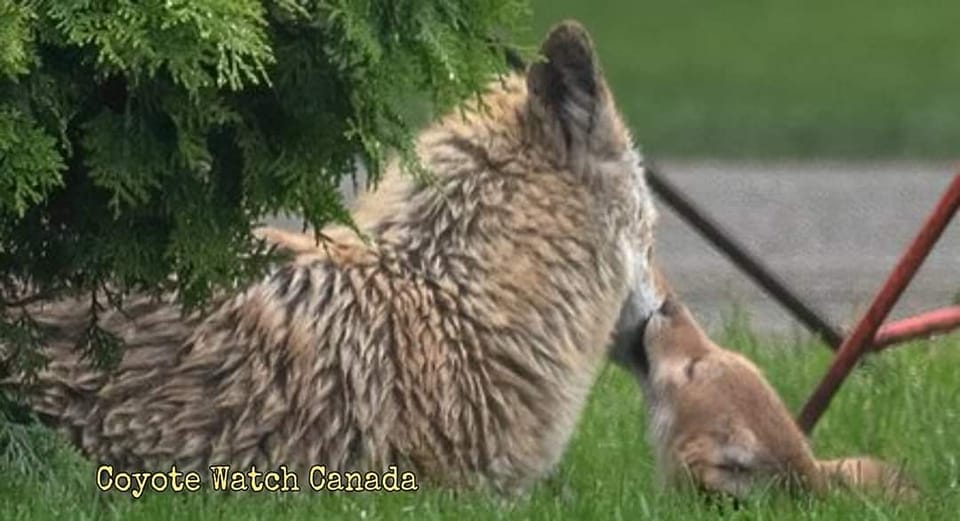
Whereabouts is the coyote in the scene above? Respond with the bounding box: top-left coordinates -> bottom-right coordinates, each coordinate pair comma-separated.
13,21 -> 662,493
633,297 -> 917,500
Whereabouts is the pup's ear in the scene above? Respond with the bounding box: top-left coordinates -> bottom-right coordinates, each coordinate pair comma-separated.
526,21 -> 627,165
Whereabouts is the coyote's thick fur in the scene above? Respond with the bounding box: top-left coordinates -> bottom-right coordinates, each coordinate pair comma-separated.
11,21 -> 662,493
633,298 -> 918,500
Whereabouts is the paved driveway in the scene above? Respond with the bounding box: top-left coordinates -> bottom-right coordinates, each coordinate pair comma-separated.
653,160 -> 959,337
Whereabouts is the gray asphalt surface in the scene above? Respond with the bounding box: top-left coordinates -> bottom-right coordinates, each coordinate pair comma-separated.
270,160 -> 959,338
653,160 -> 959,337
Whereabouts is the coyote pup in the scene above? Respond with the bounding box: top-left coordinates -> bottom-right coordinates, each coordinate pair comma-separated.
16,21 -> 662,494
633,298 -> 917,500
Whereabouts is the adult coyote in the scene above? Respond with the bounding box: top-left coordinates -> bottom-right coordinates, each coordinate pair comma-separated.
13,21 -> 662,493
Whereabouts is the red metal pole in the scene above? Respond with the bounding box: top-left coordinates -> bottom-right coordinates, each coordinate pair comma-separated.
798,174 -> 960,435
871,306 -> 960,351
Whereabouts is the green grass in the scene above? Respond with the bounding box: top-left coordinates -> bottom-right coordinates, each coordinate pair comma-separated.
524,0 -> 960,158
2,312 -> 959,519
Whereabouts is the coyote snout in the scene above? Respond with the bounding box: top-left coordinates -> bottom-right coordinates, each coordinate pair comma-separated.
636,297 -> 917,501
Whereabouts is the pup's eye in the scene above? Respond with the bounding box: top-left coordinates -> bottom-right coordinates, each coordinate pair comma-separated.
684,356 -> 702,380
658,297 -> 678,317
717,462 -> 750,475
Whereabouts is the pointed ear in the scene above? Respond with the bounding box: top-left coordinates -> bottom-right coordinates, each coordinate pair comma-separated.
526,21 -> 626,163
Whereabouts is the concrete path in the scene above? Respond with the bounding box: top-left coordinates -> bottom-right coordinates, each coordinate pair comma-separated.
653,160 -> 958,337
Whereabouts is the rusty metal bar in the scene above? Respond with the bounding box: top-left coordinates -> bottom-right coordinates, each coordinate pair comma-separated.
871,305 -> 960,351
645,165 -> 845,348
798,174 -> 960,435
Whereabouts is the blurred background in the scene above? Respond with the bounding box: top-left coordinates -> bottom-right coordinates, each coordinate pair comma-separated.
520,1 -> 959,335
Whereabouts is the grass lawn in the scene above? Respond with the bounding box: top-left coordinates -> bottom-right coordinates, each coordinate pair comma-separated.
525,0 -> 960,159
2,312 -> 958,520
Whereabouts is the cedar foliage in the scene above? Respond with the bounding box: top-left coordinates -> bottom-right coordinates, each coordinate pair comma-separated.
0,0 -> 529,472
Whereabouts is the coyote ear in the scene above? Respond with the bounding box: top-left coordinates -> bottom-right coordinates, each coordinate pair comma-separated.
526,21 -> 625,163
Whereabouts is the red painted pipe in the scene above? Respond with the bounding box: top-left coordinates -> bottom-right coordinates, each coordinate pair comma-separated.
798,174 -> 960,435
872,306 -> 960,351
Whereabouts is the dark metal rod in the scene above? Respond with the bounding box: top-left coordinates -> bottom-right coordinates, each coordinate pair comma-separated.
645,165 -> 845,348
798,174 -> 960,435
